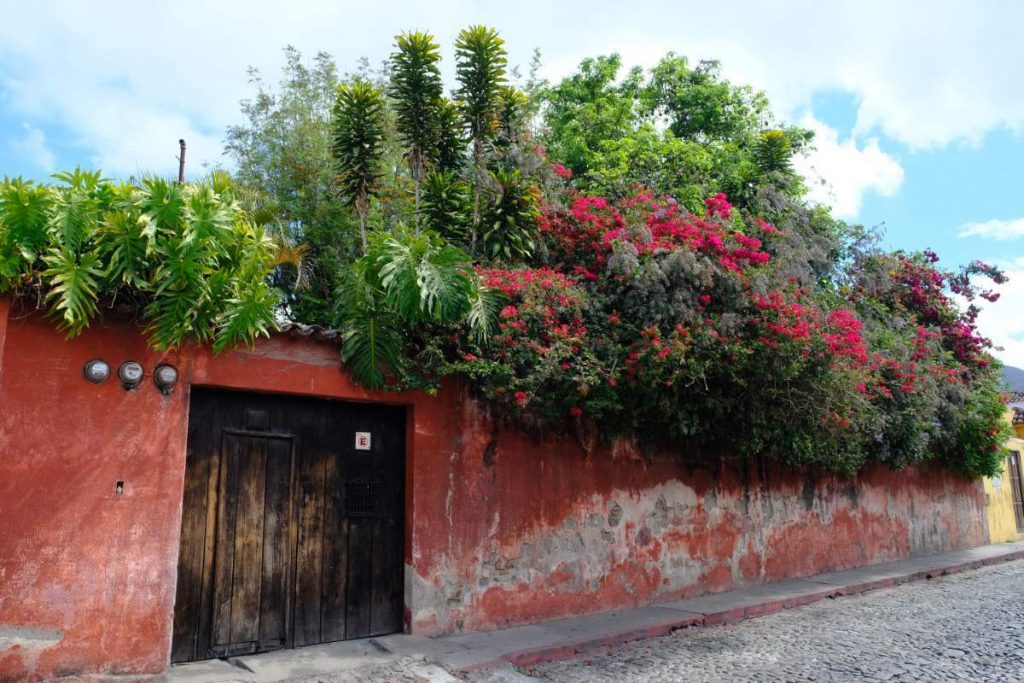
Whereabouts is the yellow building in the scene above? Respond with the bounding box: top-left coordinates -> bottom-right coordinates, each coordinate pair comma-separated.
985,396 -> 1024,543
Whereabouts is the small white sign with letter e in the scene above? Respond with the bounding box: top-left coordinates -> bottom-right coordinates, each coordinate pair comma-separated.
354,432 -> 372,450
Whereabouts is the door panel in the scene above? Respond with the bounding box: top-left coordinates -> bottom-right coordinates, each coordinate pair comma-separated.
1008,451 -> 1024,532
258,437 -> 294,650
172,388 -> 406,663
209,433 -> 293,658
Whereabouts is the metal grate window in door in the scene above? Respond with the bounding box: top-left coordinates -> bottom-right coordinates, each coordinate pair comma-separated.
346,480 -> 379,517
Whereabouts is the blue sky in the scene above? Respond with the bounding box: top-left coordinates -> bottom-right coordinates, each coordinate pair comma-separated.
2,0 -> 1022,366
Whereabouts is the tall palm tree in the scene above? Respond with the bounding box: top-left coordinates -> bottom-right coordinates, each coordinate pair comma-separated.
454,25 -> 507,254
390,31 -> 444,225
331,81 -> 386,253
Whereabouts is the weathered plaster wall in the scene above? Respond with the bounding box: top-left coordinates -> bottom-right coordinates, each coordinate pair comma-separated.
0,307 -> 989,679
407,397 -> 988,634
0,311 -> 190,680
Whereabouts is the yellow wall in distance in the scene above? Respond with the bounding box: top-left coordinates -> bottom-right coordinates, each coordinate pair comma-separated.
985,411 -> 1023,543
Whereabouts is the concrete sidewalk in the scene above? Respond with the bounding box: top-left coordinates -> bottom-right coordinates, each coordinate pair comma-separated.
166,540 -> 1024,682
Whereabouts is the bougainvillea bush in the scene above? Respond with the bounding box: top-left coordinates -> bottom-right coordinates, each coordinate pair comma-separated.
431,185 -> 1009,477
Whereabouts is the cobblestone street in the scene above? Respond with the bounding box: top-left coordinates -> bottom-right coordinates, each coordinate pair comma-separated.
519,560 -> 1024,683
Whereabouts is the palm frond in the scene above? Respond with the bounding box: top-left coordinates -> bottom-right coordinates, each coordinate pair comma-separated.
465,275 -> 505,344
100,209 -> 150,288
139,176 -> 187,236
213,279 -> 280,353
336,260 -> 404,390
43,247 -> 102,336
0,177 -> 52,261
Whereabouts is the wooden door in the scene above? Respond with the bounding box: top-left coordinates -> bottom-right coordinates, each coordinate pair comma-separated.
1008,451 -> 1024,532
171,389 -> 406,663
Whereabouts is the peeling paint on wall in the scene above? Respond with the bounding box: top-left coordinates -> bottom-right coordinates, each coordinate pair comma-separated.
406,396 -> 987,635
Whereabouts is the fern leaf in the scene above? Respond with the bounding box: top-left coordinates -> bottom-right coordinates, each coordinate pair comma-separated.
0,178 -> 52,260
213,279 -> 280,353
336,260 -> 404,390
42,247 -> 102,336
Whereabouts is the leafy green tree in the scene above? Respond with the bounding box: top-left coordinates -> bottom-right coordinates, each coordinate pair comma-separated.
331,81 -> 387,253
538,53 -> 811,217
643,56 -> 767,142
454,25 -> 507,252
390,31 -> 444,221
539,54 -> 643,179
224,47 -> 353,325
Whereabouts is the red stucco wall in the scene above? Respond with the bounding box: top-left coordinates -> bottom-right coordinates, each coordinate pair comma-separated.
411,395 -> 986,633
0,307 -> 988,680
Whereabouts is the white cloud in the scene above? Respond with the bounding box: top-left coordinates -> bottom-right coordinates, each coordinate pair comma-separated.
0,0 -> 1021,176
959,218 -> 1024,241
10,124 -> 56,172
975,257 -> 1024,370
792,115 -> 905,219
548,1 -> 1024,150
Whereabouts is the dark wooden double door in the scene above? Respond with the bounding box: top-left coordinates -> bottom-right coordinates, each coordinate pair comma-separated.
171,388 -> 406,663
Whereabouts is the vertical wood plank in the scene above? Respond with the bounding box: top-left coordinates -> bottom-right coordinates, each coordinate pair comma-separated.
370,408 -> 406,635
170,412 -> 211,662
259,437 -> 294,650
229,435 -> 267,650
320,445 -> 349,642
344,516 -> 373,638
210,433 -> 242,653
195,429 -> 222,659
292,418 -> 326,647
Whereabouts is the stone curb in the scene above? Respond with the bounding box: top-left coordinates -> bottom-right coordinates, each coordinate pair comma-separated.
449,545 -> 1024,674
504,613 -> 705,668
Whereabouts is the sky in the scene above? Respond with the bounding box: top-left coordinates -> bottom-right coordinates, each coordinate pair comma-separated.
1,1 -> 1022,368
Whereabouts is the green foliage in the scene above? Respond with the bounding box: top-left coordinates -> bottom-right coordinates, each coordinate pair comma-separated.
454,25 -> 507,146
431,99 -> 468,173
215,32 -> 1006,481
495,86 -> 528,150
0,171 -> 280,351
644,57 -> 767,142
43,246 -> 102,335
0,177 -> 51,268
334,227 -> 497,389
373,228 -> 478,324
538,53 -> 809,217
454,25 -> 508,250
225,47 -> 361,325
420,171 -> 471,243
336,259 -> 405,390
390,31 -> 445,216
480,168 -> 540,260
939,366 -> 1011,478
332,81 -> 388,252
539,54 -> 643,179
